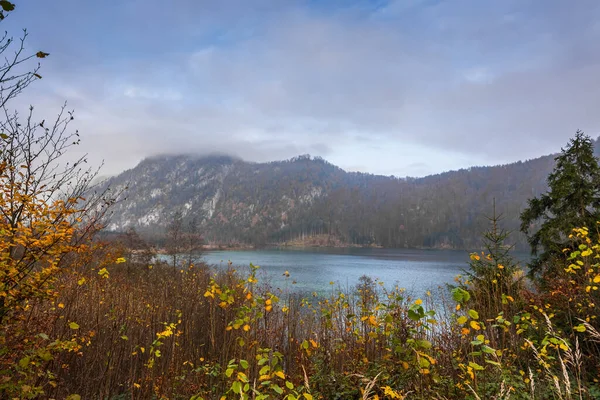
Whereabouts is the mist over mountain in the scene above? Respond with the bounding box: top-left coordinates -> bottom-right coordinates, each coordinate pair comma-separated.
97,140 -> 599,250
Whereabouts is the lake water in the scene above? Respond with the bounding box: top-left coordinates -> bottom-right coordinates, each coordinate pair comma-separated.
201,247 -> 474,298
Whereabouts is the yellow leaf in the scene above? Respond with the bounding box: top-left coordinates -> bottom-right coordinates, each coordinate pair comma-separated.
415,298 -> 423,305
470,321 -> 481,330
115,257 -> 126,264
69,322 -> 79,330
368,315 -> 378,327
243,324 -> 250,332
559,343 -> 568,351
274,371 -> 285,379
457,316 -> 468,325
237,371 -> 248,382
58,303 -> 65,309
77,277 -> 86,286
593,275 -> 600,283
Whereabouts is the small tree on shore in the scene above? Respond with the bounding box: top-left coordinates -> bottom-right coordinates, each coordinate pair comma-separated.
462,202 -> 524,322
166,210 -> 183,269
183,216 -> 203,267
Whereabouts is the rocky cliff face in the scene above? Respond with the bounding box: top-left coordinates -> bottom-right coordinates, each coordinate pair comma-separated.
100,155 -> 346,245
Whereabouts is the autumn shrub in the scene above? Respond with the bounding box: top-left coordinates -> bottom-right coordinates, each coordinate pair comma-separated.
5,210 -> 600,399
0,114 -> 116,398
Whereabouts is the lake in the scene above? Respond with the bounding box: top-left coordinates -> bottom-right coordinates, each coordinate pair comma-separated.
201,247 -> 474,298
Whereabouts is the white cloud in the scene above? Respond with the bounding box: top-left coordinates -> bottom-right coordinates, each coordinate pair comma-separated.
3,0 -> 600,177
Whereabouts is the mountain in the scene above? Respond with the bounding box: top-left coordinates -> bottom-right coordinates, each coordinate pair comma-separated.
96,145 -> 577,250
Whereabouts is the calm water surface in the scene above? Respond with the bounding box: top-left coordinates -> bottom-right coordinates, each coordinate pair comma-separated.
201,247 -> 472,297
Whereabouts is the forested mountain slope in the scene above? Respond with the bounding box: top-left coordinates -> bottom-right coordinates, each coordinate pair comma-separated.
98,142 -> 598,249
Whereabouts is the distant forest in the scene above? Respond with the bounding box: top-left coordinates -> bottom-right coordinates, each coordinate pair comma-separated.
99,140 -> 600,250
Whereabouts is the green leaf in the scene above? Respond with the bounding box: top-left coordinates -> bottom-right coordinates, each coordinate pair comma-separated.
485,359 -> 502,366
225,368 -> 234,378
272,384 -> 283,395
468,309 -> 479,320
239,359 -> 249,369
451,287 -> 470,303
574,324 -> 586,332
259,365 -> 270,376
457,316 -> 468,325
468,361 -> 485,371
69,322 -> 79,330
408,309 -> 421,321
19,356 -> 30,369
231,381 -> 242,394
38,350 -> 52,362
0,1 -> 14,12
258,357 -> 268,365
286,380 -> 294,390
481,345 -> 496,354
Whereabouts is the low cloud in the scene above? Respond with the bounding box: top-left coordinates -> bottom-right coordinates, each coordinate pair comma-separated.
3,0 -> 600,177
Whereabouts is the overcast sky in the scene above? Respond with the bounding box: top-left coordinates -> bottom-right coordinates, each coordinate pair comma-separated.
3,0 -> 600,177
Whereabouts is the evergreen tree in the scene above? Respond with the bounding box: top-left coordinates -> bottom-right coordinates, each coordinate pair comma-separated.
462,202 -> 524,321
520,131 -> 600,281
